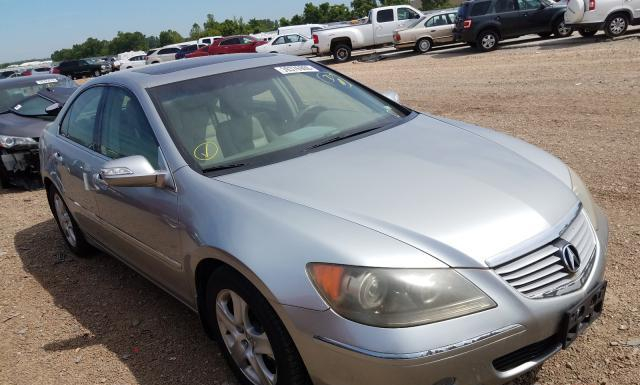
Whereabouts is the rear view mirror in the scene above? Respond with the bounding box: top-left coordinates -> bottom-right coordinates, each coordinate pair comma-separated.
381,90 -> 401,104
100,155 -> 167,188
45,103 -> 62,116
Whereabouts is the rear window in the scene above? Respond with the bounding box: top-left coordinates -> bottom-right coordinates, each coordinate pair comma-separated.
377,9 -> 394,23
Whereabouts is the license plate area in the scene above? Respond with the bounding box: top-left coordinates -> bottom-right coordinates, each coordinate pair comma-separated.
560,281 -> 607,348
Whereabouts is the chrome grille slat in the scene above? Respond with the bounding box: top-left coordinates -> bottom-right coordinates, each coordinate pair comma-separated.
494,245 -> 558,276
494,210 -> 597,299
508,264 -> 566,287
501,256 -> 560,281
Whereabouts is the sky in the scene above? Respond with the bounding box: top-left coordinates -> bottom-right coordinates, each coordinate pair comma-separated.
0,0 -> 351,63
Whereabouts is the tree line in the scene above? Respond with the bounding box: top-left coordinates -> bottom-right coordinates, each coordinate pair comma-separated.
50,0 -> 448,62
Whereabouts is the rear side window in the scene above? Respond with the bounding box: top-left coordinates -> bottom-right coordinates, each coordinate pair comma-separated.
99,87 -> 159,168
494,0 -> 517,12
426,14 -> 450,27
471,1 -> 492,16
202,38 -> 211,44
158,48 -> 179,55
377,9 -> 394,23
221,38 -> 240,45
60,87 -> 104,148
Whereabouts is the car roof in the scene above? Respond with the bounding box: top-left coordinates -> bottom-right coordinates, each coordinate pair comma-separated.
0,74 -> 69,89
87,53 -> 304,90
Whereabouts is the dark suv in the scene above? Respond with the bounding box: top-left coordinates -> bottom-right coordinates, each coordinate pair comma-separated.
454,0 -> 572,51
58,59 -> 111,79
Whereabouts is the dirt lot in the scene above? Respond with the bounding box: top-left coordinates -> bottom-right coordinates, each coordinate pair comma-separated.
1,33 -> 639,385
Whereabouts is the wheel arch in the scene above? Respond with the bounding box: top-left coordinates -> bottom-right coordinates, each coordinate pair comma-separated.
330,37 -> 352,52
477,25 -> 502,40
606,8 -> 633,23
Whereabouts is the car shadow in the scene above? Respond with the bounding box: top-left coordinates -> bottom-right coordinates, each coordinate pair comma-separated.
15,219 -> 239,385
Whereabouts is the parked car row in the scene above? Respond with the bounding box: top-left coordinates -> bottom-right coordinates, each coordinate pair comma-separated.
312,1 -> 639,60
37,54 -> 608,385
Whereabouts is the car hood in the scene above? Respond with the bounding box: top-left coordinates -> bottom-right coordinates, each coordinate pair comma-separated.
218,114 -> 578,268
0,112 -> 49,138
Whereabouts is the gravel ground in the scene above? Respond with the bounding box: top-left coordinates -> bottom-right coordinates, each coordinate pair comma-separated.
1,33 -> 639,385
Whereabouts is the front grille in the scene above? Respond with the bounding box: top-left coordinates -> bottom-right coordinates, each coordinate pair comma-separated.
495,210 -> 597,298
493,335 -> 560,372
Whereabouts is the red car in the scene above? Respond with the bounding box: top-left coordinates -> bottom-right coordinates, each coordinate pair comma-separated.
185,35 -> 266,58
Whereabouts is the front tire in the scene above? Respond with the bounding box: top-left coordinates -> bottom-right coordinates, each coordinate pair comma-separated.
604,13 -> 628,38
48,187 -> 93,256
476,30 -> 499,52
578,28 -> 598,37
204,267 -> 311,385
0,162 -> 10,188
415,38 -> 432,53
554,20 -> 573,38
332,44 -> 351,63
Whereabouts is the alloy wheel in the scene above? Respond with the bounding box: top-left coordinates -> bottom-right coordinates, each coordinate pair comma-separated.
557,21 -> 572,37
609,17 -> 627,36
53,193 -> 77,247
481,34 -> 496,49
216,289 -> 277,385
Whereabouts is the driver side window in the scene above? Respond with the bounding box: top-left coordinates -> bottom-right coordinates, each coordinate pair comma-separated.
98,87 -> 159,168
517,0 -> 541,10
60,87 -> 104,149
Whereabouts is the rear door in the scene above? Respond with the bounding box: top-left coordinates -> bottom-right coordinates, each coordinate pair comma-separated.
55,86 -> 107,237
374,9 -> 398,44
93,86 -> 183,294
425,14 -> 456,43
493,0 -> 523,37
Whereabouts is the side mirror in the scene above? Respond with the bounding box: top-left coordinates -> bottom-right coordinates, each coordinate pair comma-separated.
381,90 -> 400,104
414,13 -> 421,19
45,103 -> 62,116
100,155 -> 167,188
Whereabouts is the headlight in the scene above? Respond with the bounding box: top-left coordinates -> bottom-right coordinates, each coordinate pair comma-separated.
0,135 -> 37,149
307,263 -> 496,327
568,168 -> 598,230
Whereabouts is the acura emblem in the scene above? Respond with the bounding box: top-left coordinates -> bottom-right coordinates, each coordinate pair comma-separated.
556,241 -> 581,274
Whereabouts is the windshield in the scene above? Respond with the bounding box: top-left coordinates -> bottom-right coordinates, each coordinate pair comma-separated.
148,62 -> 409,173
0,78 -> 72,113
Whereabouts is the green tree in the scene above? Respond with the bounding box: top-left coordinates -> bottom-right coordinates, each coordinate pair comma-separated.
190,23 -> 203,39
159,29 -> 184,46
109,31 -> 148,54
421,0 -> 449,10
146,35 -> 160,49
351,0 -> 378,17
327,4 -> 352,22
379,0 -> 410,5
279,17 -> 290,27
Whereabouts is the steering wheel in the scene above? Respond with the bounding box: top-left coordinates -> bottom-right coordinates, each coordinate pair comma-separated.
286,105 -> 328,131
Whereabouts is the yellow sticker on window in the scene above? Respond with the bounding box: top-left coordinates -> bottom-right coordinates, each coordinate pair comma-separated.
193,141 -> 220,161
316,72 -> 352,88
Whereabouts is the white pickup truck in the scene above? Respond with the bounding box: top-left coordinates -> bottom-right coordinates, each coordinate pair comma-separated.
311,5 -> 423,62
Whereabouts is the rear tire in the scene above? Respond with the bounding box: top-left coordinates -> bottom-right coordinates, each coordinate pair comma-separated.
415,38 -> 432,53
204,267 -> 311,385
476,30 -> 499,52
47,187 -> 93,257
578,28 -> 598,37
332,44 -> 351,63
604,13 -> 628,38
553,20 -> 573,38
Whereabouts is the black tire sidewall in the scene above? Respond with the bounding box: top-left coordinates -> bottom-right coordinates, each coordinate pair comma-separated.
0,161 -> 10,188
204,268 -> 310,385
554,20 -> 572,37
332,44 -> 351,62
47,187 -> 92,256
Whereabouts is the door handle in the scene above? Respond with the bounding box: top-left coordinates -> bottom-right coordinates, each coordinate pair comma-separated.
53,152 -> 64,163
495,16 -> 501,21
523,13 -> 529,16
431,29 -> 437,32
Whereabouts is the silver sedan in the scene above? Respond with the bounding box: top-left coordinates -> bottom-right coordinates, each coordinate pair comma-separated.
40,54 -> 608,385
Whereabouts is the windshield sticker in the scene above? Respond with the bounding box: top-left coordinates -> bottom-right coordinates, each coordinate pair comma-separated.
13,104 -> 22,111
316,72 -> 352,88
274,65 -> 319,75
193,141 -> 220,161
35,78 -> 58,85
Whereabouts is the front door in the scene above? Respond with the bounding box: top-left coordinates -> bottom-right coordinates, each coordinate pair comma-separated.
55,86 -> 107,236
92,86 -> 184,296
516,0 -> 549,34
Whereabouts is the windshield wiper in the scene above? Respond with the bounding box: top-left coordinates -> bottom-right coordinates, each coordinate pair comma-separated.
202,162 -> 247,173
309,126 -> 382,150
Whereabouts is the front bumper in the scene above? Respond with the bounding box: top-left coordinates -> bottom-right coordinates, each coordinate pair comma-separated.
0,145 -> 42,188
280,206 -> 609,385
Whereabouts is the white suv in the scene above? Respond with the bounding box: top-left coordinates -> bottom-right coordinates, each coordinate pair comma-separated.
565,0 -> 640,37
